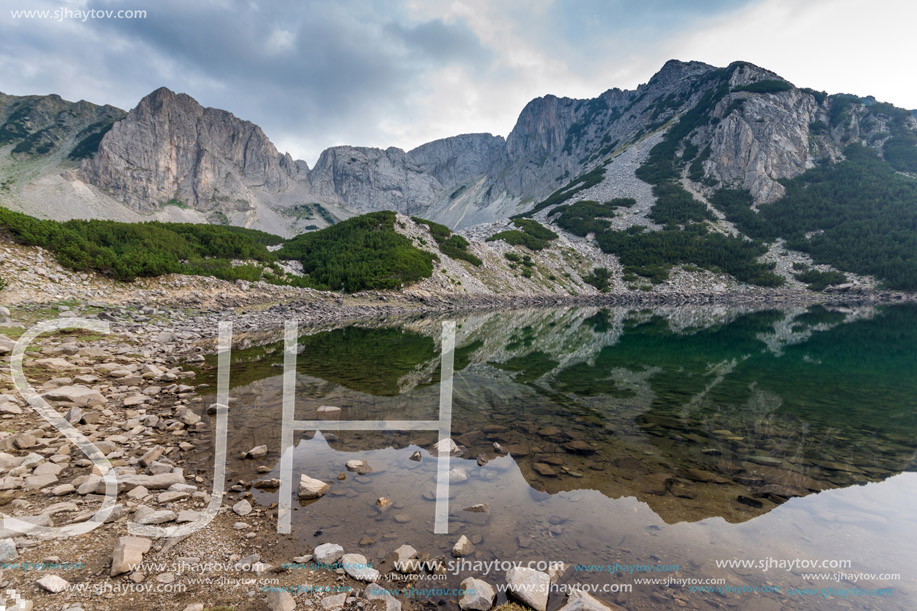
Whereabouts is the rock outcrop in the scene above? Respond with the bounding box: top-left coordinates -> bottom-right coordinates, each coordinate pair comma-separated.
702,64 -> 819,202
80,87 -> 317,230
0,91 -> 125,159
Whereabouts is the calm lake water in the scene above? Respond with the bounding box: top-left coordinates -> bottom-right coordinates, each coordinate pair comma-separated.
193,304 -> 917,610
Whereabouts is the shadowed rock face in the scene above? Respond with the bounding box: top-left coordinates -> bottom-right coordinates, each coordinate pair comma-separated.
0,91 -> 125,158
80,87 -> 306,216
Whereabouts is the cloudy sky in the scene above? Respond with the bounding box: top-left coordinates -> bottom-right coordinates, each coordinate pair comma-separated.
1,0 -> 915,164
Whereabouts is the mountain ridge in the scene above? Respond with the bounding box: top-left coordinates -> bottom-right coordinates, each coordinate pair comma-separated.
4,59 -> 914,235
2,59 -> 917,291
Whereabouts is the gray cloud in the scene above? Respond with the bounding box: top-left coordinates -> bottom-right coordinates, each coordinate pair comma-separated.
1,0 -> 496,162
2,0 -> 912,164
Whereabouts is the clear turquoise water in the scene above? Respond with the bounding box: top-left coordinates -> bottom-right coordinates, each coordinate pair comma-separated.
194,304 -> 917,610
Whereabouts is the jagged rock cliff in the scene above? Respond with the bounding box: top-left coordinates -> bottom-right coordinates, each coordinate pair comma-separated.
80,87 -> 308,220
690,63 -> 917,202
3,60 -> 916,236
699,65 -> 820,202
307,145 -> 439,216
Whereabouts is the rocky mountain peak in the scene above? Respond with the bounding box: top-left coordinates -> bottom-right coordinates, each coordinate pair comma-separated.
80,86 -> 303,218
725,60 -> 786,88
505,94 -> 579,160
647,59 -> 715,89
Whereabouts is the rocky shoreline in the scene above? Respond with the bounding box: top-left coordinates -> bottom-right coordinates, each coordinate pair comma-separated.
0,299 -> 645,611
0,238 -> 915,610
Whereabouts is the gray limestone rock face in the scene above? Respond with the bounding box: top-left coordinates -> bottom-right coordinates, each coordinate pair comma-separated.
82,87 -> 305,215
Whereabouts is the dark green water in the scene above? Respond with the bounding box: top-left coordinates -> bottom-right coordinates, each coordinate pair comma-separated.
195,304 -> 917,610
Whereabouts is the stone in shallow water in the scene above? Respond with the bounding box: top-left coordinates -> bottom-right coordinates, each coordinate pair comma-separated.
746,455 -> 783,467
641,473 -> 673,496
809,459 -> 864,474
733,474 -> 765,486
612,456 -> 643,470
421,487 -> 457,501
564,440 -> 597,455
243,445 -> 268,459
298,474 -> 330,499
679,468 -> 719,483
716,460 -> 743,474
452,535 -> 474,557
533,463 -> 557,477
736,495 -> 764,509
668,481 -> 697,499
758,483 -> 807,500
433,438 -> 460,456
346,459 -> 372,475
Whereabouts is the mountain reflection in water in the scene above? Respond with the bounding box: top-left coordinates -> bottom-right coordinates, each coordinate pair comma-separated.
190,304 -> 917,610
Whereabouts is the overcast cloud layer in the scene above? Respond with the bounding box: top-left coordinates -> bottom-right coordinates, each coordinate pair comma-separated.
1,0 -> 915,164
